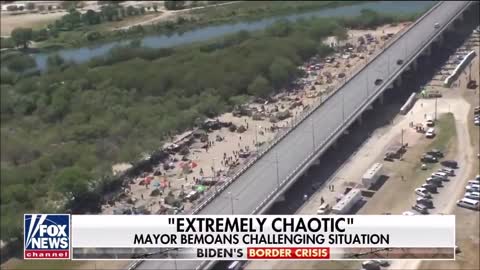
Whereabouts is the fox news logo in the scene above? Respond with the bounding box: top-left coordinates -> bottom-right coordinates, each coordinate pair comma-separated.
24,214 -> 70,259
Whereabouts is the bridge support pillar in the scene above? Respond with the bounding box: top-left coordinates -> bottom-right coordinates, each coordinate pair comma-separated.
274,194 -> 286,203
423,45 -> 431,56
411,59 -> 418,71
395,76 -> 402,88
379,93 -> 384,105
332,140 -> 338,149
356,115 -> 363,126
436,33 -> 444,46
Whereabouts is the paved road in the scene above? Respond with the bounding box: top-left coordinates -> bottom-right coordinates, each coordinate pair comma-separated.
137,1 -> 471,269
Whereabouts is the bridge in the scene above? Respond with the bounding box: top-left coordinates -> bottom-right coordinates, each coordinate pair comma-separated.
134,1 -> 476,269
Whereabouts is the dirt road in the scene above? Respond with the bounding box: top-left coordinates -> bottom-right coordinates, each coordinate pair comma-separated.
117,1 -> 241,30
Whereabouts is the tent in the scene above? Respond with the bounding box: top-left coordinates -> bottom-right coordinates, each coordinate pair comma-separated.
196,185 -> 206,192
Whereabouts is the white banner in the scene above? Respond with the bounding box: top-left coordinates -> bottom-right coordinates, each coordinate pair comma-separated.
72,215 -> 455,249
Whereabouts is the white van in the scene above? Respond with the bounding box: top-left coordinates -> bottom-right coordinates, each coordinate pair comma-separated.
425,128 -> 435,138
457,198 -> 480,210
432,172 -> 448,178
317,203 -> 331,215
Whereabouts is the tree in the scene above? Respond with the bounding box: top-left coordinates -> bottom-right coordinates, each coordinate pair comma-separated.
247,75 -> 271,98
11,28 -> 32,49
47,54 -> 65,69
269,57 -> 295,89
126,5 -> 136,16
5,54 -> 36,72
0,37 -> 15,49
164,0 -> 185,10
101,4 -> 117,21
32,29 -> 48,42
82,10 -> 101,25
54,167 -> 92,200
26,3 -> 36,10
6,5 -> 18,11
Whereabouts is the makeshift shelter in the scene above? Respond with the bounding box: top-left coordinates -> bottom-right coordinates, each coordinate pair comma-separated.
150,188 -> 161,197
237,125 -> 247,133
196,185 -> 206,192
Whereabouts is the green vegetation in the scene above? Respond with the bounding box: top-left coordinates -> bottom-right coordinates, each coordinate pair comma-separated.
429,112 -> 457,152
0,10 -> 420,244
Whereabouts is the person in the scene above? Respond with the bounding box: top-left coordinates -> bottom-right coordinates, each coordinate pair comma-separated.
320,197 -> 324,205
303,194 -> 308,201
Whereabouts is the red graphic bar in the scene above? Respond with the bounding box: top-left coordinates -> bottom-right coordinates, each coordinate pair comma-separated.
247,247 -> 330,259
24,250 -> 70,260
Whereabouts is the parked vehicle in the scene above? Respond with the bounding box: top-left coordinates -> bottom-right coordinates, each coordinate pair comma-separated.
421,183 -> 438,193
317,203 -> 331,215
362,163 -> 383,189
457,198 -> 480,210
465,192 -> 480,201
362,260 -> 381,270
426,149 -> 443,158
372,260 -> 390,267
421,154 -> 438,163
441,160 -> 458,168
438,167 -> 454,176
426,177 -> 443,186
415,188 -> 432,199
426,116 -> 434,127
432,172 -> 449,178
425,128 -> 436,138
412,204 -> 429,214
466,184 -> 480,192
434,22 -> 440,29
467,180 -> 480,185
417,197 -> 434,208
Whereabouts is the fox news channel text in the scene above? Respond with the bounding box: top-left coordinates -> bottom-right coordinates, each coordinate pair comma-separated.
69,215 -> 456,260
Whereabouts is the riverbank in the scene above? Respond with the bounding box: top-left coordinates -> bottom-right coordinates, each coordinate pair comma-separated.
33,1 -> 368,51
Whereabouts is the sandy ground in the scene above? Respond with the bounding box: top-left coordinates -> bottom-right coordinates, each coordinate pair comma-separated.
105,23 -> 406,218
246,28 -> 479,270
0,1 -> 165,35
117,1 -> 239,30
0,11 -> 66,36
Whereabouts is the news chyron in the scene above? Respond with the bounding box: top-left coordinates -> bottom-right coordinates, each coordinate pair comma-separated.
24,214 -> 71,260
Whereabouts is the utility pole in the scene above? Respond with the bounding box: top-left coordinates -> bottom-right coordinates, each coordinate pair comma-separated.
366,70 -> 369,98
434,97 -> 438,121
275,150 -> 280,188
401,128 -> 404,146
311,117 -> 316,150
254,125 -> 258,148
228,192 -> 234,214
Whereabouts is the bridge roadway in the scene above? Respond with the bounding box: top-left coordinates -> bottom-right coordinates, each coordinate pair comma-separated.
136,1 -> 472,269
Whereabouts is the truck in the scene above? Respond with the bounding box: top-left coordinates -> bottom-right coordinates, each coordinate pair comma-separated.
332,188 -> 362,214
362,163 -> 383,189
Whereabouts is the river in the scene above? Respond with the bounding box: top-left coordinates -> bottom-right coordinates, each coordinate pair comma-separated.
32,1 -> 434,70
